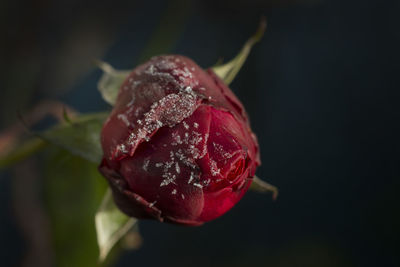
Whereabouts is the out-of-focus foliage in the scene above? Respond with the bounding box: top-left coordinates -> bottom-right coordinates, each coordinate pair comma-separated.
39,112 -> 108,163
0,112 -> 107,169
43,147 -> 107,267
0,139 -> 46,169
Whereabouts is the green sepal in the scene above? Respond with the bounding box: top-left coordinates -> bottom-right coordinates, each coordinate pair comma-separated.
95,189 -> 139,262
250,175 -> 279,200
96,61 -> 131,106
212,18 -> 266,85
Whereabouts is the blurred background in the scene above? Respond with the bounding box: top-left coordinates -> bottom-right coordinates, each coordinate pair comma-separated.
0,0 -> 399,266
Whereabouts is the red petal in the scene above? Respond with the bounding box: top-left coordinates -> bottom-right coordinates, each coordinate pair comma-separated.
117,106 -> 212,222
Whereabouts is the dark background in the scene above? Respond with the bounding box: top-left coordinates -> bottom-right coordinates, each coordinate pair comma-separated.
1,0 -> 399,266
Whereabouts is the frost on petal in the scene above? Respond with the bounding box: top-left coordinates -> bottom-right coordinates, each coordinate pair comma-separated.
101,56 -> 206,162
106,91 -> 201,160
115,106 -> 212,223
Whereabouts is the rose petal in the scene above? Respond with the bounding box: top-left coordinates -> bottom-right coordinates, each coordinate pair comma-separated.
117,106 -> 212,222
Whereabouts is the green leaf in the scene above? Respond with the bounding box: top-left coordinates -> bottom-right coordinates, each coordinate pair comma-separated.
38,112 -> 108,163
212,18 -> 266,85
250,175 -> 279,200
96,61 -> 131,106
0,112 -> 107,169
0,138 -> 46,169
43,147 -> 108,267
95,189 -> 139,262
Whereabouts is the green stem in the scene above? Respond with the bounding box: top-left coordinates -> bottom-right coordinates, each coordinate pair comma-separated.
0,138 -> 47,169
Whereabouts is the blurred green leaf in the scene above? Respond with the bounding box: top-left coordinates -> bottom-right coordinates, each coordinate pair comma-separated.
0,112 -> 106,169
96,61 -> 130,106
212,18 -> 266,85
0,138 -> 46,169
39,112 -> 108,163
250,175 -> 279,200
95,189 -> 139,263
43,147 -> 108,267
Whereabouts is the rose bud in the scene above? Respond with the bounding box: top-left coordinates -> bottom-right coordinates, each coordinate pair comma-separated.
99,55 -> 260,226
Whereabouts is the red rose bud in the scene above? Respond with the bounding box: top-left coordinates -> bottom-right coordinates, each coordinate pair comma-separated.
99,55 -> 260,226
